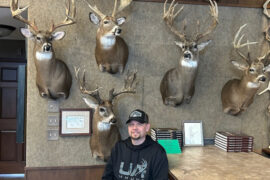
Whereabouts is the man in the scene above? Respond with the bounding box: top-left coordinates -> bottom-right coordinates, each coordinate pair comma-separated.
102,109 -> 168,180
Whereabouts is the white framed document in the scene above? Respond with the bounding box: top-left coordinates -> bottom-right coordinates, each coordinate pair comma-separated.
183,121 -> 204,146
60,109 -> 92,136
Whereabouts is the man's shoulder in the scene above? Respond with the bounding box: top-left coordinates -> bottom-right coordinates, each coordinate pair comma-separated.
148,138 -> 166,154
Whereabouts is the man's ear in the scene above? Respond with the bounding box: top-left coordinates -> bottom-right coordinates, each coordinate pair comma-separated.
146,123 -> 150,132
20,28 -> 35,40
89,12 -> 100,25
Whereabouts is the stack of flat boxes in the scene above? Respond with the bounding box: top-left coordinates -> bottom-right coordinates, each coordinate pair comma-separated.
151,128 -> 183,148
215,132 -> 253,152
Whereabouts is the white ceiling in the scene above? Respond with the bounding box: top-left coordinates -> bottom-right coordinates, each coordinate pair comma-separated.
0,7 -> 27,40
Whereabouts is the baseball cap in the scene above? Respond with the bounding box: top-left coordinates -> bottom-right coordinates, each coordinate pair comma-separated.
126,109 -> 149,124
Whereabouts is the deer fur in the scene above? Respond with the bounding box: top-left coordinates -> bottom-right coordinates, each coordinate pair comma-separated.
160,0 -> 218,106
85,0 -> 132,74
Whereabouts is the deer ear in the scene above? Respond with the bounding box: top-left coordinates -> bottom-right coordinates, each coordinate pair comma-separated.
20,28 -> 34,40
175,41 -> 184,48
89,12 -> 100,25
263,64 -> 270,73
198,40 -> 212,51
231,60 -> 249,71
83,97 -> 99,109
117,17 -> 126,25
52,31 -> 65,41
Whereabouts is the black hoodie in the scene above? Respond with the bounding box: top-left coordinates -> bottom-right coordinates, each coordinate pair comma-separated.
102,135 -> 168,180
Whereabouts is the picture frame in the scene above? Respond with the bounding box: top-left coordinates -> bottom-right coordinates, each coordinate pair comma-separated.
60,109 -> 92,136
183,120 -> 204,146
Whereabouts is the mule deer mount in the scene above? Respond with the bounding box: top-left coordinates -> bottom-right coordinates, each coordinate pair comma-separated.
160,0 -> 218,106
10,0 -> 76,99
74,67 -> 137,161
83,0 -> 132,74
221,24 -> 270,116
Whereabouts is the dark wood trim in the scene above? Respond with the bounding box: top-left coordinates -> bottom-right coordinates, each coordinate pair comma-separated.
169,170 -> 178,180
25,165 -> 105,180
25,165 -> 175,180
133,0 -> 266,8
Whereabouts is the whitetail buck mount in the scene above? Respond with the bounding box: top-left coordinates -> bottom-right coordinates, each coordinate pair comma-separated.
83,0 -> 132,74
10,0 -> 76,99
74,67 -> 137,161
221,24 -> 270,116
160,0 -> 218,107
256,0 -> 270,113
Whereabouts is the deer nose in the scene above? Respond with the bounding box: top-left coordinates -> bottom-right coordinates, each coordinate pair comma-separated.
115,28 -> 122,35
110,118 -> 117,124
184,53 -> 191,59
260,76 -> 266,82
43,45 -> 51,52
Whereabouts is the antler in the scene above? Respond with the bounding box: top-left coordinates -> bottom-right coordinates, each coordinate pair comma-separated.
263,0 -> 270,41
74,67 -> 104,104
49,0 -> 76,33
109,70 -> 137,102
112,0 -> 132,18
258,81 -> 270,95
195,0 -> 218,42
82,0 -> 106,19
10,0 -> 39,33
232,24 -> 258,64
163,0 -> 185,42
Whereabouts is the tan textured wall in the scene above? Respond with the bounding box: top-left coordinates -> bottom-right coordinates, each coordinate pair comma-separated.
1,0 -> 270,167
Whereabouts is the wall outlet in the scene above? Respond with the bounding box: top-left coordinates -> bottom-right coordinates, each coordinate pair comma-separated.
47,130 -> 59,140
48,115 -> 59,127
48,100 -> 59,112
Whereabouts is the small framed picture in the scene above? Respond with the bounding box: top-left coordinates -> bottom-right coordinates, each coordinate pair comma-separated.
183,121 -> 204,146
60,109 -> 92,136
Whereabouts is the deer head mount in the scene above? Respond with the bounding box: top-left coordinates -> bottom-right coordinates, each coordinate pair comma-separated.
221,24 -> 270,116
160,0 -> 218,106
10,0 -> 76,99
83,0 -> 132,74
74,67 -> 137,161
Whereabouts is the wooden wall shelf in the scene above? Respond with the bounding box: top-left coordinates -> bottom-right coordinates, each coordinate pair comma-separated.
134,0 -> 267,8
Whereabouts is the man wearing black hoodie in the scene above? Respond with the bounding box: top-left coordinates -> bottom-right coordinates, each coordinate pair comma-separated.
102,109 -> 169,180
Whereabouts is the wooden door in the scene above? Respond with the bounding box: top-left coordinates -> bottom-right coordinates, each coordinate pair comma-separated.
0,62 -> 26,173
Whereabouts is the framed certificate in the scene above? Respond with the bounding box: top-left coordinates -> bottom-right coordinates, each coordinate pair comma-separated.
60,109 -> 92,136
183,121 -> 204,146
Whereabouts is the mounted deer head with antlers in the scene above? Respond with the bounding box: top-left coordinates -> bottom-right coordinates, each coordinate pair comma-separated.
83,0 -> 132,74
160,0 -> 218,106
10,0 -> 76,99
221,24 -> 270,116
75,67 -> 137,161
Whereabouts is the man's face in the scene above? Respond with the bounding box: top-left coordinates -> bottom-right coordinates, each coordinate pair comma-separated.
127,121 -> 150,141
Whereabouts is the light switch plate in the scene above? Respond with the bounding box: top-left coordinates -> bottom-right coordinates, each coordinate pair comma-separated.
48,115 -> 59,127
48,100 -> 59,112
47,129 -> 59,140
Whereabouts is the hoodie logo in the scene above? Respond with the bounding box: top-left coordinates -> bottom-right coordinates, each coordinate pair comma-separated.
119,159 -> 147,179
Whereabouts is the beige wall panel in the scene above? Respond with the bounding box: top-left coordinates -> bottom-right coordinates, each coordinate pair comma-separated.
1,0 -> 269,167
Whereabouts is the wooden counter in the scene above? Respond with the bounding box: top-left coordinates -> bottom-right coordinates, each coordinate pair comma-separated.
168,146 -> 270,180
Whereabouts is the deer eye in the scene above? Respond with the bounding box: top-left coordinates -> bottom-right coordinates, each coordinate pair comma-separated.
49,37 -> 53,41
104,20 -> 109,24
36,36 -> 41,41
249,68 -> 255,72
99,107 -> 106,113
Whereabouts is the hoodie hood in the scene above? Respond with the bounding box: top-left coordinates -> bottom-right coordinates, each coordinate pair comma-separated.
124,135 -> 155,151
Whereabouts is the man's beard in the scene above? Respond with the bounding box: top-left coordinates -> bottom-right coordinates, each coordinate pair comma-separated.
131,134 -> 141,140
